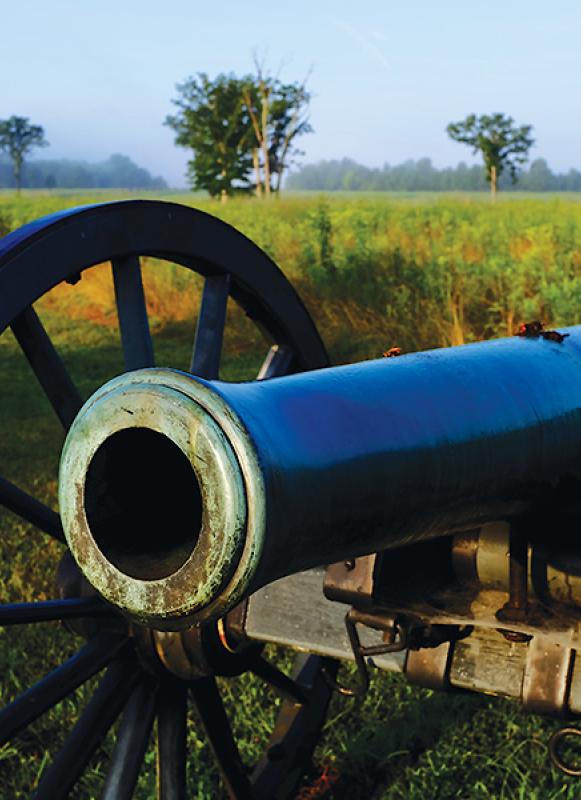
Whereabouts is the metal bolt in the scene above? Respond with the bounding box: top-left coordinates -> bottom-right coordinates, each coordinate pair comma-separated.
497,628 -> 532,644
496,526 -> 529,626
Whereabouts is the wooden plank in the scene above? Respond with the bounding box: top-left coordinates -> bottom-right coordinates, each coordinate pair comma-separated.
245,568 -> 404,673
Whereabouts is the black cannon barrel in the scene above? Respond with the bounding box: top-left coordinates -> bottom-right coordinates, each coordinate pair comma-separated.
60,328 -> 581,627
216,326 -> 581,588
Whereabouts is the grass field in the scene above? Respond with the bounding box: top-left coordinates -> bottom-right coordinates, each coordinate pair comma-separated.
0,190 -> 580,798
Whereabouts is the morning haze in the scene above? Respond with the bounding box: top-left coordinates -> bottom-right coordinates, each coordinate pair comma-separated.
1,0 -> 579,187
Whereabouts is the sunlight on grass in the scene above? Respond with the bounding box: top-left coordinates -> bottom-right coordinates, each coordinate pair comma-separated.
0,191 -> 579,797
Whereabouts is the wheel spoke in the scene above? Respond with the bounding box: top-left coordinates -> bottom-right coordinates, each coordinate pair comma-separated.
256,344 -> 294,380
0,633 -> 130,745
190,676 -> 253,800
33,657 -> 140,800
156,678 -> 187,800
102,676 -> 158,800
0,474 -> 64,541
190,274 -> 230,379
252,655 -> 335,799
112,255 -> 155,371
249,656 -> 307,705
0,597 -> 112,625
10,306 -> 83,430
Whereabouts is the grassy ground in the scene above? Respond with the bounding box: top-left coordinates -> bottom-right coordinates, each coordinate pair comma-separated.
0,191 -> 580,797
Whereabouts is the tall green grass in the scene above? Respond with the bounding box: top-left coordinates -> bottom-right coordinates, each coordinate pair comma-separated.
3,191 -> 580,360
0,191 -> 579,797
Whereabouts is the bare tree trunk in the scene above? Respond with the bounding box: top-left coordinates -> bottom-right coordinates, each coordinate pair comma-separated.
275,106 -> 301,194
490,165 -> 497,200
244,82 -> 270,196
274,157 -> 285,193
220,165 -> 228,203
14,156 -> 22,193
252,149 -> 262,197
261,111 -> 270,196
263,150 -> 271,195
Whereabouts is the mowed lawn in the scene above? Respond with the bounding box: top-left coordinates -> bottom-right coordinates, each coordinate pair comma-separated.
0,191 -> 579,798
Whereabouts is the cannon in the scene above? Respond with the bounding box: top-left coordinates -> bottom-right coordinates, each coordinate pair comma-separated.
0,200 -> 580,797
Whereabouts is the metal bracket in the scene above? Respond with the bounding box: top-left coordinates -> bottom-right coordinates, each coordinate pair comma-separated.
405,641 -> 453,690
549,727 -> 581,776
522,635 -> 575,716
323,607 -> 407,698
496,523 -> 529,626
324,554 -> 380,608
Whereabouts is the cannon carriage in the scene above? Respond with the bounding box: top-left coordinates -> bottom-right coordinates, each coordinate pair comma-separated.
0,200 -> 580,797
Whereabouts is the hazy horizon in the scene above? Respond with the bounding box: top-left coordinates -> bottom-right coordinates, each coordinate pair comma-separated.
2,1 -> 580,187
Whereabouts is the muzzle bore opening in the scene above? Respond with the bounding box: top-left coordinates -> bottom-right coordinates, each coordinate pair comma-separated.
84,428 -> 203,581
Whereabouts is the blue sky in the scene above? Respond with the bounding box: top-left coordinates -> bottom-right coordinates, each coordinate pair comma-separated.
1,0 -> 580,186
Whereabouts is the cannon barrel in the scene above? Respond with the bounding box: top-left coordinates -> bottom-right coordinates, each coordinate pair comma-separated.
59,327 -> 581,628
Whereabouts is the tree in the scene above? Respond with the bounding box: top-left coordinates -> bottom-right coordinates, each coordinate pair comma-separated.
165,74 -> 254,201
446,113 -> 534,198
166,68 -> 312,198
242,67 -> 312,196
0,116 -> 48,191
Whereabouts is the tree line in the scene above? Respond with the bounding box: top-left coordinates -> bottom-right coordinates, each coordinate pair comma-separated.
0,151 -> 167,190
286,156 -> 581,193
288,113 -> 540,196
0,95 -> 575,197
167,100 -> 547,198
0,67 -> 314,197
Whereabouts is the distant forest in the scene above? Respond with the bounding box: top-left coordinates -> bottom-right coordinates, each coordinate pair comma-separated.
0,154 -> 167,190
286,158 -> 581,192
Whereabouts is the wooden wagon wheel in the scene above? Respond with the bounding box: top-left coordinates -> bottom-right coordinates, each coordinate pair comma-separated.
0,200 -> 336,799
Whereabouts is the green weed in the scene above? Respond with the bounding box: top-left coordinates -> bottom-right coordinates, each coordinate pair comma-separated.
0,191 -> 579,797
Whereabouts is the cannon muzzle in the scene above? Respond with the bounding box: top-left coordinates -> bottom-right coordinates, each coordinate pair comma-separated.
59,328 -> 581,629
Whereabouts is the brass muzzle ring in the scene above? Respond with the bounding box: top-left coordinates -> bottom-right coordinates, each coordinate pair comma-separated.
59,371 -> 261,629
